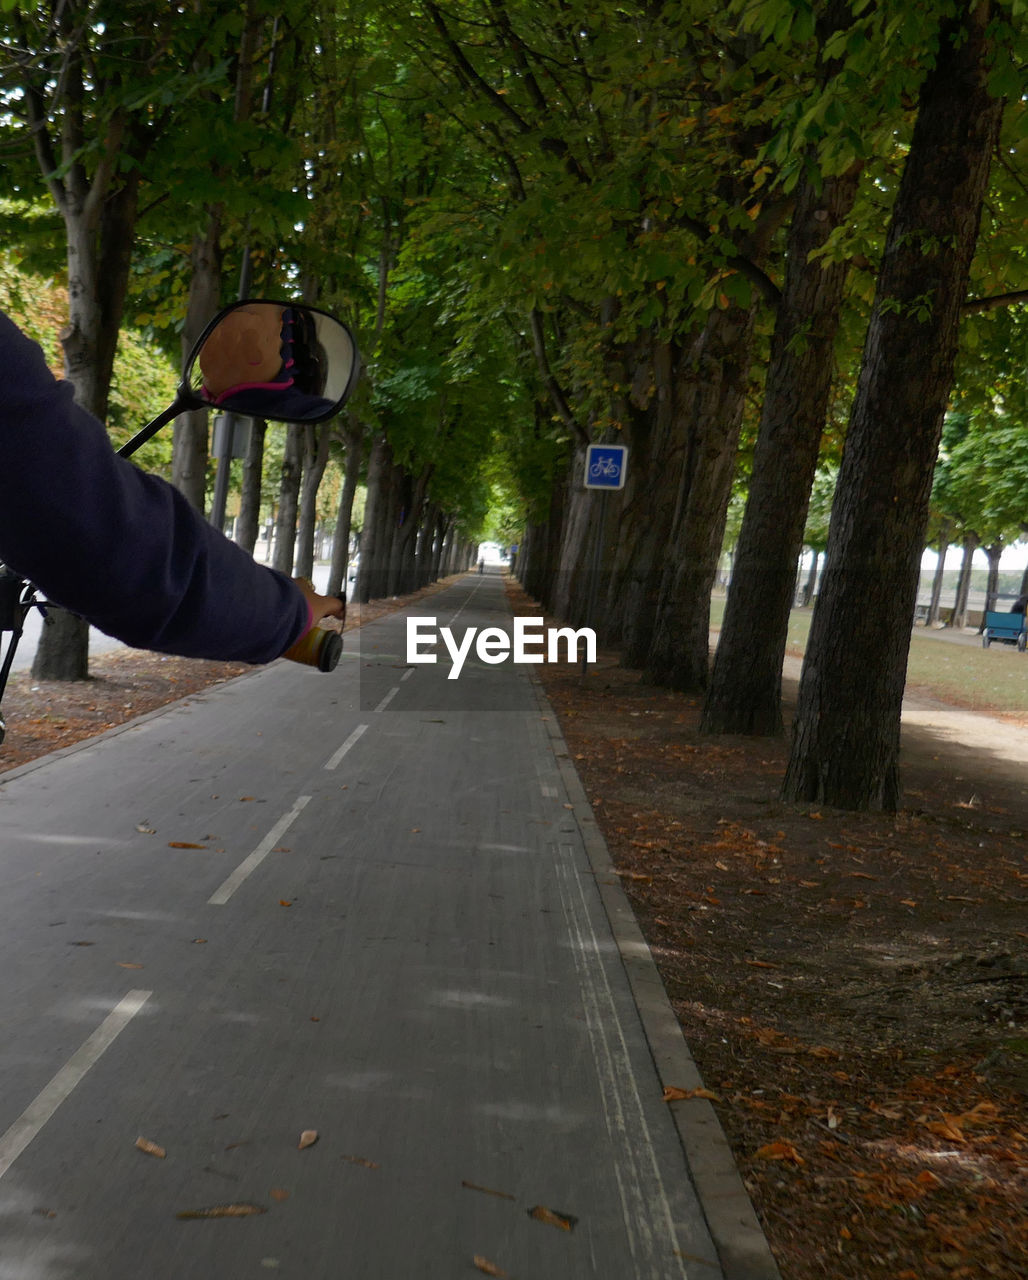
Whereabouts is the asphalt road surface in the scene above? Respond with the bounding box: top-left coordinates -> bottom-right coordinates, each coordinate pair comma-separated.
0,570 -> 724,1280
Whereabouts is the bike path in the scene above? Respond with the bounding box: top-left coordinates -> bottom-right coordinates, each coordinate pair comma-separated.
0,571 -> 775,1279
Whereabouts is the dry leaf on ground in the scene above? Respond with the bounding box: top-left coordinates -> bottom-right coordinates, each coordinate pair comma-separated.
663,1085 -> 722,1103
472,1257 -> 508,1277
298,1129 -> 319,1149
176,1202 -> 267,1220
754,1141 -> 805,1165
528,1204 -> 578,1231
135,1137 -> 166,1159
461,1179 -> 516,1200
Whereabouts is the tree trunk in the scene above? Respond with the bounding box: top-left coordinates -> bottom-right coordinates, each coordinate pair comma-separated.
33,161 -> 142,680
800,552 -> 820,607
355,436 -> 390,602
272,424 -> 303,576
607,337 -> 685,665
235,418 -> 267,556
950,533 -> 979,629
327,420 -> 362,598
172,214 -> 223,509
982,542 -> 1004,622
294,422 -> 334,580
782,5 -> 1003,810
701,162 -> 860,735
927,520 -> 951,625
646,303 -> 757,691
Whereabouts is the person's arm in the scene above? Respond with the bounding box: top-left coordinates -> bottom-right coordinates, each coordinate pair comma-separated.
0,310 -> 332,664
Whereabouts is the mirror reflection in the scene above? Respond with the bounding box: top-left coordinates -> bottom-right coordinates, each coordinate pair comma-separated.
189,302 -> 359,423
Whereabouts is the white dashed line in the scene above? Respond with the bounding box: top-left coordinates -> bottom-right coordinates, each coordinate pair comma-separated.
324,724 -> 368,771
207,795 -> 312,905
0,990 -> 152,1181
374,687 -> 399,713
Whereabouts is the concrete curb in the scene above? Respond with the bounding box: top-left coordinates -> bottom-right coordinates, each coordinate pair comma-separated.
532,675 -> 783,1280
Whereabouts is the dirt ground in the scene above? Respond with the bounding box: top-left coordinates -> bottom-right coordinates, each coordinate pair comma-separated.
521,585 -> 1028,1280
1,578 -> 1025,1279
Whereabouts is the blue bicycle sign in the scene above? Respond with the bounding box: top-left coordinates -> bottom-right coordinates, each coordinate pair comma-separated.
584,443 -> 629,490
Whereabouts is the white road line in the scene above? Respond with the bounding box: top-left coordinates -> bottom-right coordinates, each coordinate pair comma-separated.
555,845 -> 689,1278
401,668 -> 415,682
374,686 -> 399,713
0,990 -> 152,1181
324,724 -> 368,771
207,796 -> 311,906
541,783 -> 559,798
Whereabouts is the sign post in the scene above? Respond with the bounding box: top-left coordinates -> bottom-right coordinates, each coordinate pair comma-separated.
581,444 -> 628,674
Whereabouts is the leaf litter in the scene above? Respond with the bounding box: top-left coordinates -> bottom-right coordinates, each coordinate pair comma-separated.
525,577 -> 1028,1280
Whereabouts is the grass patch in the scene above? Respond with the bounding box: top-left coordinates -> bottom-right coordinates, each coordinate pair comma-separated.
708,593 -> 1028,719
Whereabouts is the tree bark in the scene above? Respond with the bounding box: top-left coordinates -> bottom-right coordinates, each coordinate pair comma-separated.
355,436 -> 390,602
294,423 -> 334,581
800,552 -> 820,608
782,4 -> 1003,810
327,419 -> 363,598
982,542 -> 1004,621
927,520 -> 951,625
701,163 -> 860,735
235,418 -> 267,556
272,424 -> 303,576
172,214 -> 223,509
950,533 -> 979,628
646,302 -> 757,691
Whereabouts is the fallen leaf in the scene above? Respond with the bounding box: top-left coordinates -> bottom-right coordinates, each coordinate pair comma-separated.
342,1155 -> 379,1169
900,899 -> 917,908
279,900 -> 293,907
117,962 -> 144,969
745,960 -> 778,969
298,1130 -> 318,1150
192,938 -> 207,944
754,1141 -> 805,1165
461,1179 -> 516,1200
269,1188 -> 290,1203
528,1204 -> 577,1232
925,1117 -> 965,1144
472,1257 -> 508,1277
663,1085 -> 721,1103
239,797 -> 256,802
176,1202 -> 267,1219
135,1137 -> 166,1159
136,824 -> 156,834
168,842 -> 207,850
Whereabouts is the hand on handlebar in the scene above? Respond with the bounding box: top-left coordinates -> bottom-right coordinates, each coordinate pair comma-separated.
294,577 -> 346,627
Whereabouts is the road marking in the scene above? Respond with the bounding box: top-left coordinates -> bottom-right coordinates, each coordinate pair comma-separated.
555,845 -> 690,1277
324,724 -> 368,771
208,796 -> 312,905
374,686 -> 399,713
401,668 -> 415,682
0,990 -> 152,1182
541,783 -> 559,798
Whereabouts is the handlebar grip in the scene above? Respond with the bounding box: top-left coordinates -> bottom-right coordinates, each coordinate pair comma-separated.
282,627 -> 343,672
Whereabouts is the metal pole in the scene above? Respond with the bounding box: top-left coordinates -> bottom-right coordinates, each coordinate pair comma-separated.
581,490 -> 606,676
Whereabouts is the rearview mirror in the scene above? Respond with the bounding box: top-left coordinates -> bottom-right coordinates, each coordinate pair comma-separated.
118,300 -> 360,459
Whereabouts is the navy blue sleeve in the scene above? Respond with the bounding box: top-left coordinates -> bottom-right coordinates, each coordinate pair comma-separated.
0,311 -> 309,664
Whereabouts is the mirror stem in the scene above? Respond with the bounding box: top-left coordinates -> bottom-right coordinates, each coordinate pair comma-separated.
116,402 -> 183,459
